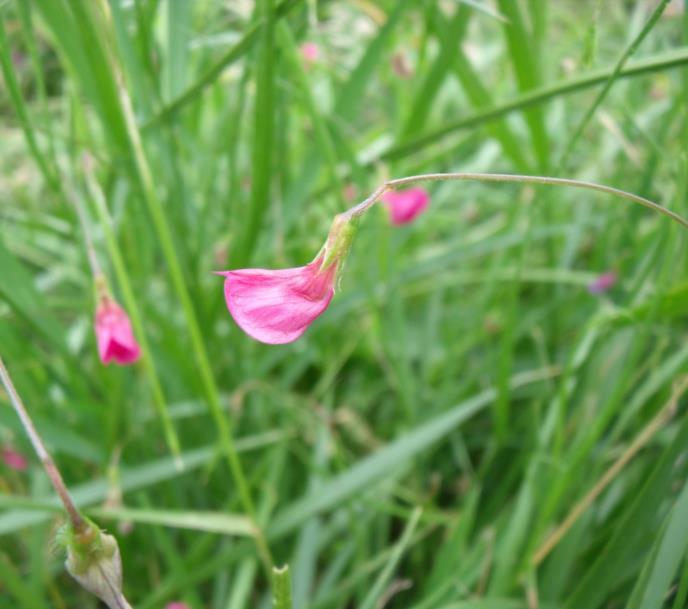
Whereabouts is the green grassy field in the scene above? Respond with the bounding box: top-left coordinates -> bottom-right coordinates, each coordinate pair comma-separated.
1,1 -> 688,608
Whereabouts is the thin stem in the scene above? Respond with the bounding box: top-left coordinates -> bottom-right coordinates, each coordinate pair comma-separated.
342,172 -> 688,230
0,355 -> 86,533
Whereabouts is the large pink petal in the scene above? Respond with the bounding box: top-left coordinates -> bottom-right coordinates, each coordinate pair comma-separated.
222,262 -> 335,344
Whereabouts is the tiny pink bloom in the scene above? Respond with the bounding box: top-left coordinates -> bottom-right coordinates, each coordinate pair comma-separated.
588,271 -> 618,295
382,188 -> 430,225
95,299 -> 141,365
164,603 -> 190,609
300,41 -> 319,65
220,257 -> 337,345
2,447 -> 28,471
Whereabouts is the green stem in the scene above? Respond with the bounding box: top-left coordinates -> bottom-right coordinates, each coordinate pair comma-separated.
343,172 -> 688,230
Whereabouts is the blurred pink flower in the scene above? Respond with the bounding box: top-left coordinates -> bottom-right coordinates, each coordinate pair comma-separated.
220,257 -> 337,345
588,271 -> 617,295
95,299 -> 141,365
382,188 -> 430,225
300,41 -> 319,66
2,447 -> 28,471
164,603 -> 190,609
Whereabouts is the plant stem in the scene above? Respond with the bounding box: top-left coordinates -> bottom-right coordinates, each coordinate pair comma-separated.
342,172 -> 688,230
0,355 -> 86,533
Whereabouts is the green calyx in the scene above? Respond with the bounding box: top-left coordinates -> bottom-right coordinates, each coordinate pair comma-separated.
319,214 -> 359,271
58,518 -> 117,575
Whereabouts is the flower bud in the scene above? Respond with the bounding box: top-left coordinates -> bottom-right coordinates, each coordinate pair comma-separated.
61,519 -> 130,609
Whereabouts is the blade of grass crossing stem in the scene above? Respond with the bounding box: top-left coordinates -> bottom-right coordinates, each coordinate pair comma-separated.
496,0 -> 549,170
359,507 -> 422,609
0,19 -> 58,191
380,48 -> 688,165
84,179 -> 182,465
625,478 -> 688,609
560,0 -> 671,166
272,566 -> 293,609
235,0 -> 275,267
565,408 -> 688,609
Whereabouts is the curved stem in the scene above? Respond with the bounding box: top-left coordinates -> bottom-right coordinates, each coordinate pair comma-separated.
343,172 -> 688,230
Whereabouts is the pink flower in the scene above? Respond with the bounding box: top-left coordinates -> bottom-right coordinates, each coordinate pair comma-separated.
382,188 -> 430,225
2,447 -> 28,471
95,299 -> 141,365
219,215 -> 357,344
220,258 -> 337,345
588,271 -> 618,295
300,41 -> 319,66
164,603 -> 190,609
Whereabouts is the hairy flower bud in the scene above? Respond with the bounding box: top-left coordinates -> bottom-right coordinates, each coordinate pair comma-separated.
60,519 -> 131,609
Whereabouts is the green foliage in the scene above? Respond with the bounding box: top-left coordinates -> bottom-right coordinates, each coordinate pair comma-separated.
1,2 -> 687,608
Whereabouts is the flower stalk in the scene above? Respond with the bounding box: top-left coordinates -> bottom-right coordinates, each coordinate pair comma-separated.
0,355 -> 133,609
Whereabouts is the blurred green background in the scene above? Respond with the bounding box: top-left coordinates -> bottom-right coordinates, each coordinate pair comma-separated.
1,1 -> 688,608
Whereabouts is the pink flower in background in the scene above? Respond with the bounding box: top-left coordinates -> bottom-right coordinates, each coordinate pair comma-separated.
300,41 -> 320,66
220,257 -> 337,345
588,271 -> 618,295
2,447 -> 28,471
382,188 -> 430,225
95,299 -> 141,365
164,603 -> 190,609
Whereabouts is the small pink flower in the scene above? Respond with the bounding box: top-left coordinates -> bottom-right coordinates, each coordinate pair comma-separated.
382,188 -> 430,225
95,299 -> 141,365
300,41 -> 320,66
588,271 -> 618,295
2,447 -> 28,471
220,215 -> 357,344
164,603 -> 190,609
